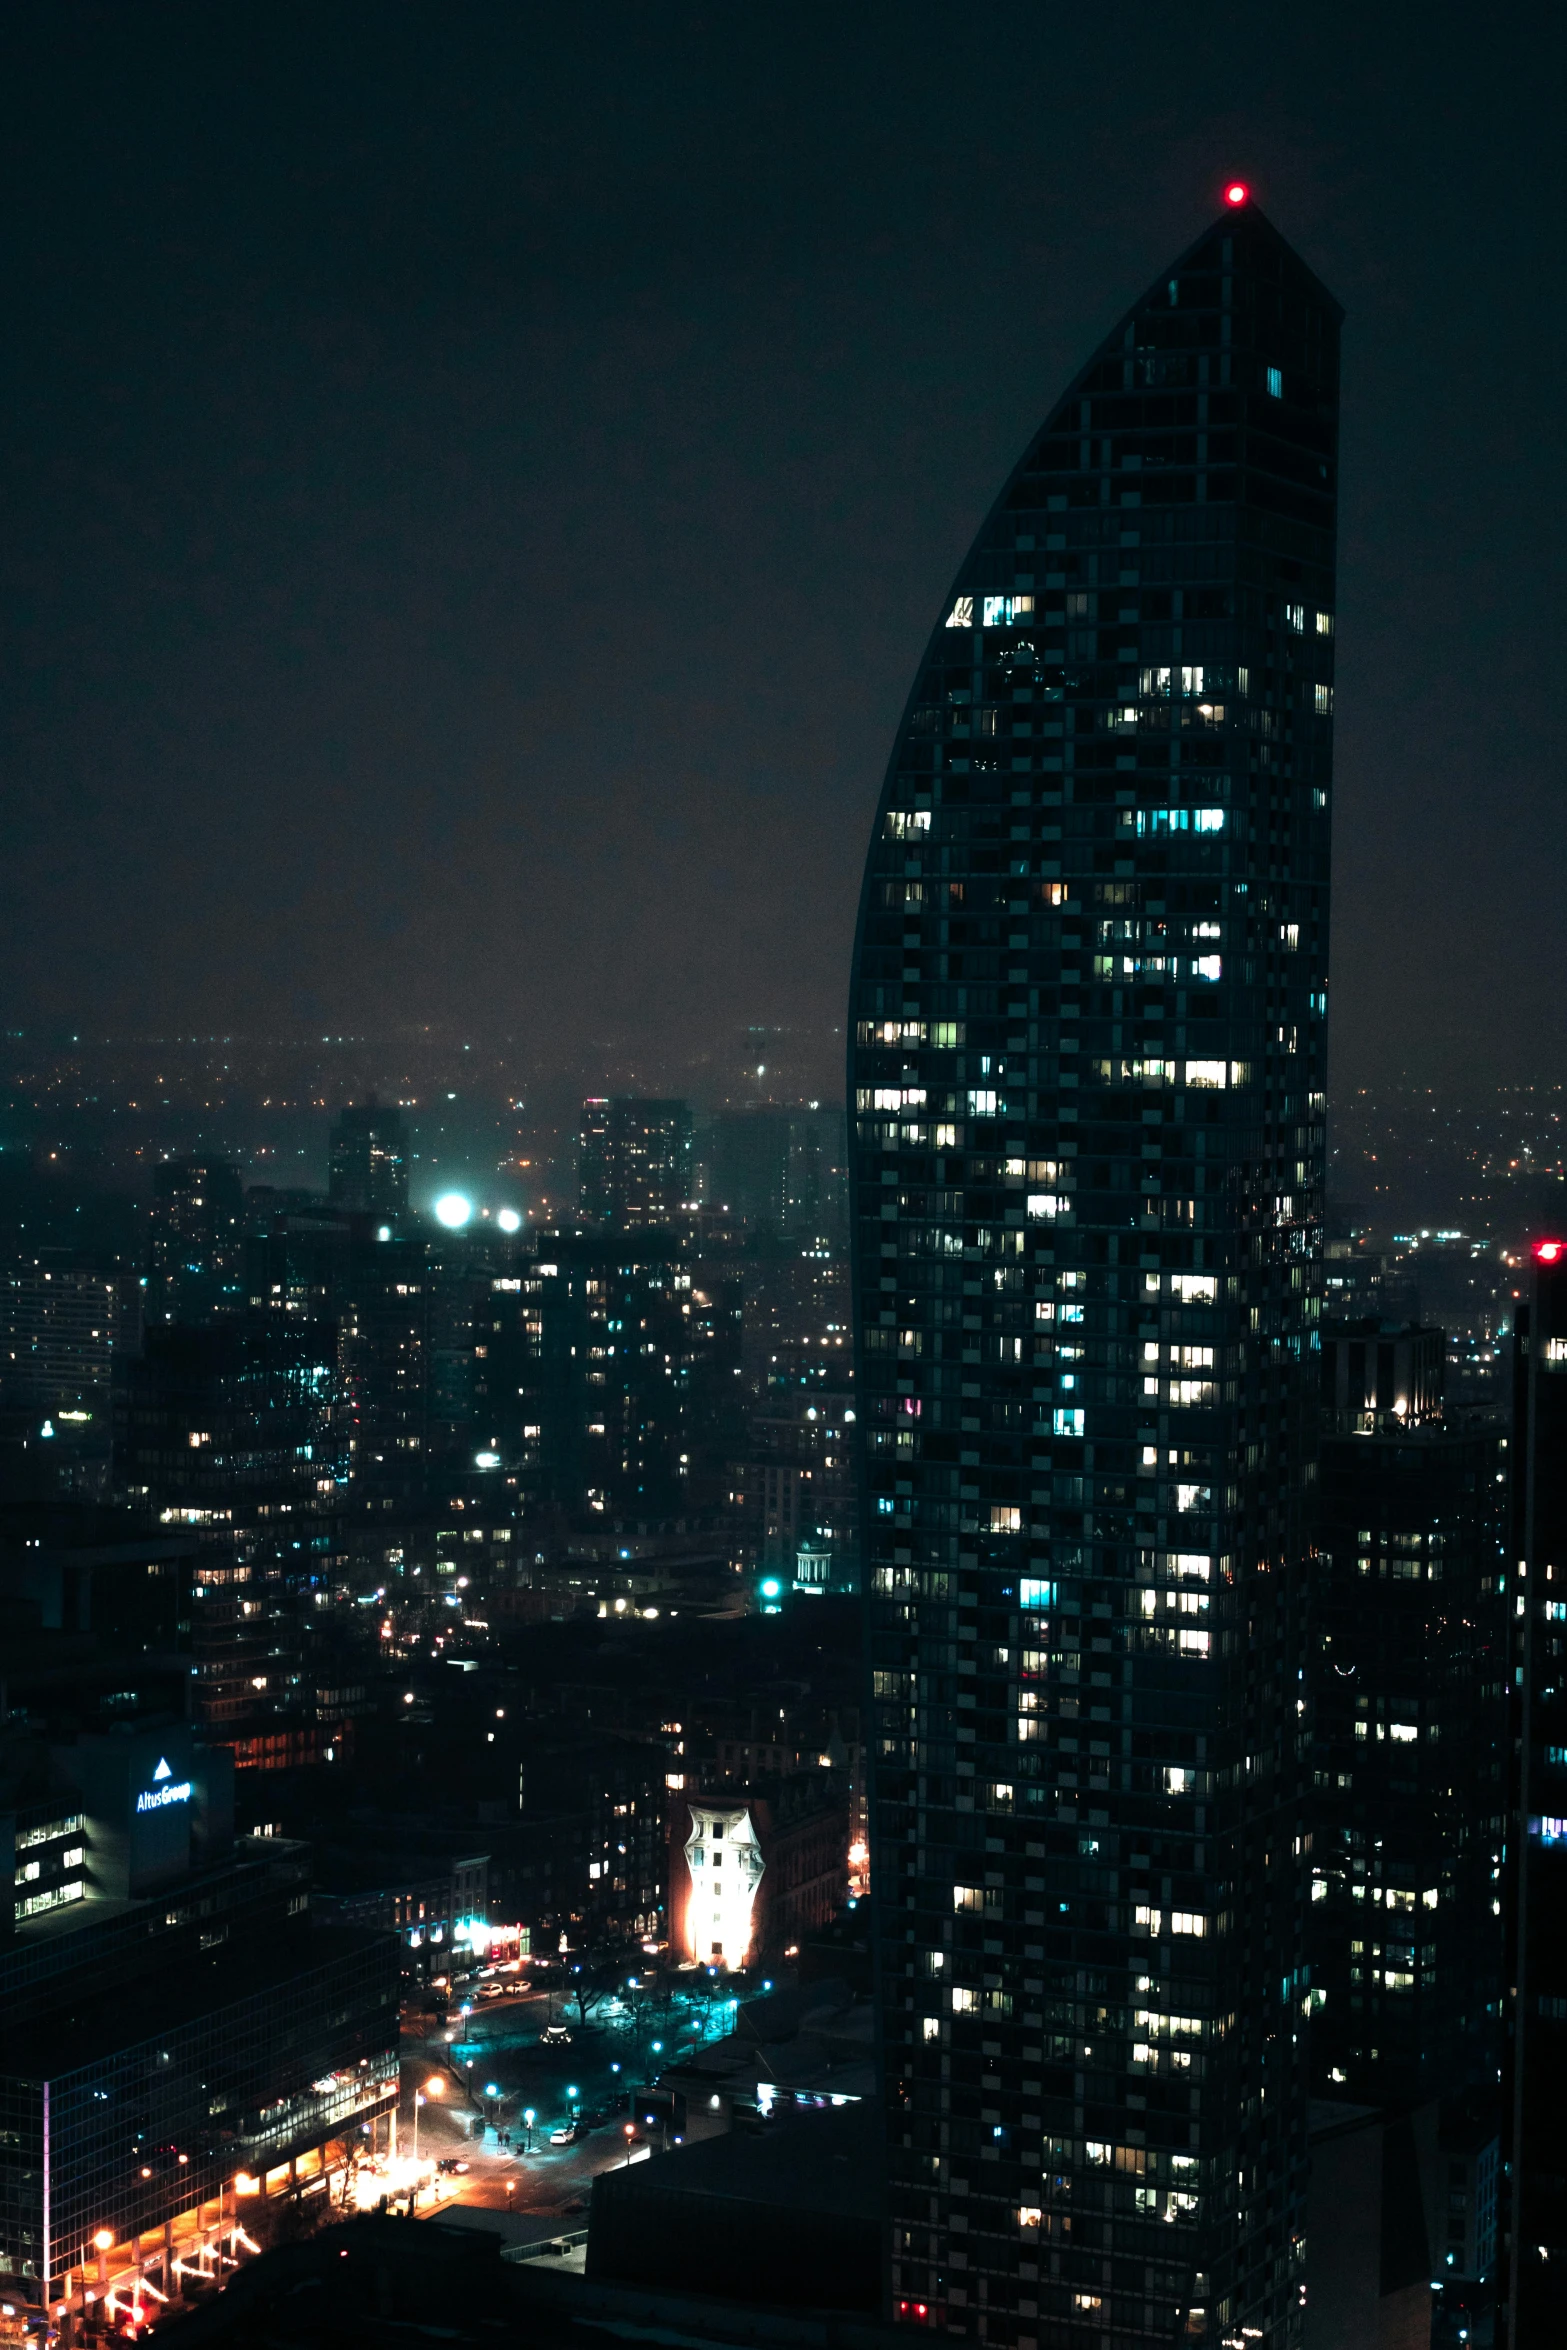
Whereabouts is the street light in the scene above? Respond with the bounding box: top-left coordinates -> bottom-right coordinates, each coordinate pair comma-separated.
414,2072 -> 445,2163
522,2108 -> 536,2151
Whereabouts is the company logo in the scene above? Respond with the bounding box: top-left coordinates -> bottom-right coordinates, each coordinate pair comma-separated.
137,1759 -> 192,1814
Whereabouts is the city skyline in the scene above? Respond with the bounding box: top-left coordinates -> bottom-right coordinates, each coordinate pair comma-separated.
0,14 -> 1556,2345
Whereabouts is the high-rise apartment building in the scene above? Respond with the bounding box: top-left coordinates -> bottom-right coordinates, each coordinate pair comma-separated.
473,1234 -> 743,1520
327,1099 -> 409,1217
701,1107 -> 849,1243
113,1320 -> 346,1760
1310,1323 -> 1505,2114
851,197 -> 1338,2348
580,1098 -> 694,1229
1502,1240 -> 1567,2346
146,1157 -> 245,1324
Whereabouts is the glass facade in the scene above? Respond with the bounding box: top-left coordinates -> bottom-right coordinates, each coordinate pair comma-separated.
850,204 -> 1339,2348
0,1922 -> 398,2289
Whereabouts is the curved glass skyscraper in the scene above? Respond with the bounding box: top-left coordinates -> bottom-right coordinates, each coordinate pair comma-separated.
850,198 -> 1339,2349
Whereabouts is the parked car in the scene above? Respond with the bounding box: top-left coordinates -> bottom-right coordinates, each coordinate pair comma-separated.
548,2123 -> 579,2146
540,2023 -> 573,2047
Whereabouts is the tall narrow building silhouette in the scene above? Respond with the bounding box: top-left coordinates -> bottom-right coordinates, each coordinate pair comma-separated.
850,194 -> 1339,2349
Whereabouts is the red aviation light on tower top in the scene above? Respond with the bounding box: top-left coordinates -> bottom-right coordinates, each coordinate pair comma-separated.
1535,1240 -> 1565,1264
1224,181 -> 1250,208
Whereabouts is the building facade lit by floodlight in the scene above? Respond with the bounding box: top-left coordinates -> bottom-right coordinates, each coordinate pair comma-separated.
678,1803 -> 765,1967
850,199 -> 1339,2346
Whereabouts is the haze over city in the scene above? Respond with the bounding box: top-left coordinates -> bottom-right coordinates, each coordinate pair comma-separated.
0,11 -> 1560,2350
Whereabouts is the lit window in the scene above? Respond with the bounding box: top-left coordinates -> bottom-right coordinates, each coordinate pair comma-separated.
945,596 -> 973,629
1266,366 -> 1283,398
1054,1408 -> 1085,1438
1314,684 -> 1334,715
953,1885 -> 1002,1915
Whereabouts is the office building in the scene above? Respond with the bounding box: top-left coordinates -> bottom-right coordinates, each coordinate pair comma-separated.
1309,1323 -> 1506,2113
0,1725 -> 399,2314
851,196 -> 1338,2346
579,1098 -> 694,1230
328,1100 -> 409,1218
1502,1240 -> 1567,2346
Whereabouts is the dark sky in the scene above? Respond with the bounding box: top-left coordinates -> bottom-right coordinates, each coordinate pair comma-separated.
1,3 -> 1561,1096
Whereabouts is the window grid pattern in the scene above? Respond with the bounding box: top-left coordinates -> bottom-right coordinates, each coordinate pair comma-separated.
850,207 -> 1338,2349
0,1931 -> 397,2285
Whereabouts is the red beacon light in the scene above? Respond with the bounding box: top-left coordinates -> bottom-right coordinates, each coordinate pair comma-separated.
1535,1240 -> 1565,1264
1224,181 -> 1250,207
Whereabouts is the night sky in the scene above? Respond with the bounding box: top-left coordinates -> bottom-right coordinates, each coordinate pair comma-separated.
1,4 -> 1559,1096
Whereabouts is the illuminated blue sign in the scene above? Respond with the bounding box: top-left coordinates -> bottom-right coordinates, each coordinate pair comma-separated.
136,1757 -> 192,1814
